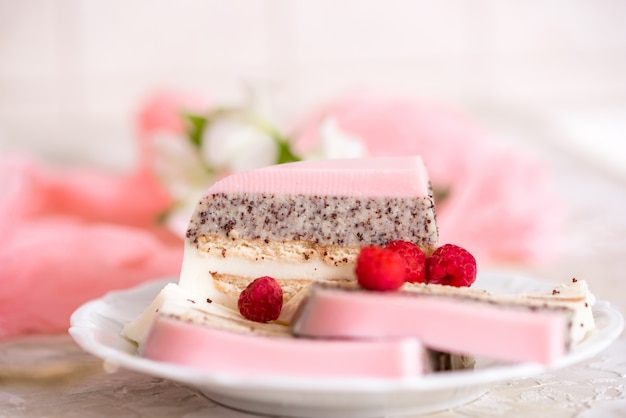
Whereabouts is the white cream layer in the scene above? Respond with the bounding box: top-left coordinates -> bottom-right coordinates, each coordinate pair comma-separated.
122,281 -> 292,348
178,242 -> 355,311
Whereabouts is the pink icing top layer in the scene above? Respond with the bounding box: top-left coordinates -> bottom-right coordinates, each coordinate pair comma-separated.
208,156 -> 430,197
291,287 -> 570,365
143,317 -> 425,378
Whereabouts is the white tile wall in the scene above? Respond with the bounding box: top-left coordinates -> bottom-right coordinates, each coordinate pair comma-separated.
0,0 -> 625,170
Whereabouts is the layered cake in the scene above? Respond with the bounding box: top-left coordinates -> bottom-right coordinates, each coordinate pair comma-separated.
179,156 -> 438,310
291,278 -> 595,365
125,283 -> 453,377
124,155 -> 473,375
123,155 -> 596,379
123,276 -> 595,375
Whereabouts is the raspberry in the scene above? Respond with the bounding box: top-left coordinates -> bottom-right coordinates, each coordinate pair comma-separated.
237,276 -> 283,322
385,240 -> 427,283
355,246 -> 407,291
426,244 -> 477,287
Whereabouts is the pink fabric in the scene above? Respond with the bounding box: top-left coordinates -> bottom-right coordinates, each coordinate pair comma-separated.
0,155 -> 184,339
295,94 -> 484,188
295,93 -> 565,265
0,91 -> 210,340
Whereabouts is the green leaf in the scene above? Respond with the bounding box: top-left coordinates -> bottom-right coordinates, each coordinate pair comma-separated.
275,135 -> 301,164
184,113 -> 208,148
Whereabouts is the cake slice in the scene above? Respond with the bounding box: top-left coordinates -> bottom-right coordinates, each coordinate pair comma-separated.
290,278 -> 596,365
123,283 -> 454,378
179,156 -> 438,311
122,155 -> 472,377
122,154 -> 596,378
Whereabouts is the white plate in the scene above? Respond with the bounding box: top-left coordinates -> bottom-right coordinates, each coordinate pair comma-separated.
69,272 -> 623,418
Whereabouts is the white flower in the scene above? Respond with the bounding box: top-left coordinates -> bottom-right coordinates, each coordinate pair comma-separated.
306,118 -> 367,160
152,132 -> 215,237
152,132 -> 213,200
201,117 -> 278,173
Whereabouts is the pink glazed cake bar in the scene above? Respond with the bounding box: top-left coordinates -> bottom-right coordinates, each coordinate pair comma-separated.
131,283 -> 430,378
291,279 -> 595,365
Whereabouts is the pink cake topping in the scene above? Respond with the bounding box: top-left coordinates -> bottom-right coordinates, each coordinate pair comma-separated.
207,156 -> 430,197
291,285 -> 571,365
143,317 -> 426,378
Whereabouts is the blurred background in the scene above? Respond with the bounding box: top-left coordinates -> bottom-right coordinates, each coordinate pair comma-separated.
1,0 -> 625,177
1,3 -> 626,415
2,0 -> 626,281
